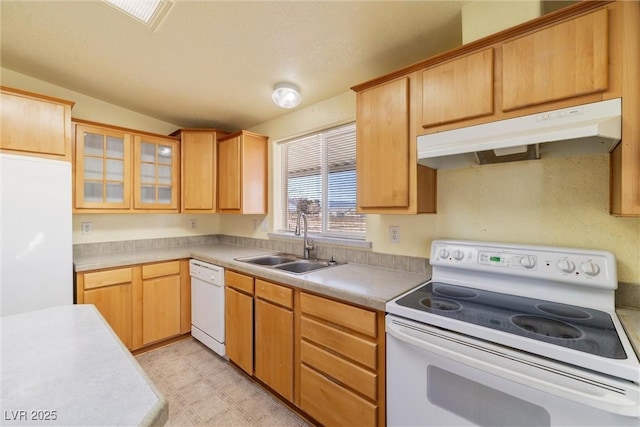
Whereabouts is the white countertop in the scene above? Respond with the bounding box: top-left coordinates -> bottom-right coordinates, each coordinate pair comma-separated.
74,243 -> 429,311
0,305 -> 167,426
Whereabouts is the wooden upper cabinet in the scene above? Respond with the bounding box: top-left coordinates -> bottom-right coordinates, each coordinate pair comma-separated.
173,129 -> 228,213
74,123 -> 132,210
217,130 -> 268,214
133,134 -> 180,211
502,8 -> 609,111
1,87 -> 74,161
610,0 -> 640,216
422,48 -> 494,127
356,77 -> 410,209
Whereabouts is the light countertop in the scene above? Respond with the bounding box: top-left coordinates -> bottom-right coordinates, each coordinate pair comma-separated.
617,308 -> 640,359
74,243 -> 429,311
0,305 -> 168,426
74,243 -> 640,359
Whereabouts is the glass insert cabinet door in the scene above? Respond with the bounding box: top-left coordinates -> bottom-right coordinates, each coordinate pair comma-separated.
133,135 -> 179,210
74,125 -> 132,209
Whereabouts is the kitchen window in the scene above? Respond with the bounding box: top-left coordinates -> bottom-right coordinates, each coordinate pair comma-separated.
279,122 -> 365,238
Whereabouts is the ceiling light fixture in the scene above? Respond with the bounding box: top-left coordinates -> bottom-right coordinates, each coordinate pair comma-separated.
272,83 -> 301,109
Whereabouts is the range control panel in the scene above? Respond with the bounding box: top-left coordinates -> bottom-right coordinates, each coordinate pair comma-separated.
431,240 -> 617,290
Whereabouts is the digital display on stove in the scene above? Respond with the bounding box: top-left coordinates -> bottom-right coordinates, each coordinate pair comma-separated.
395,282 -> 627,360
490,256 -> 501,262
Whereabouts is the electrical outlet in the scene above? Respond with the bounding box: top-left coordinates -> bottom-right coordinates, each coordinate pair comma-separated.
260,219 -> 268,232
252,219 -> 259,229
389,225 -> 400,243
81,222 -> 92,235
190,219 -> 197,229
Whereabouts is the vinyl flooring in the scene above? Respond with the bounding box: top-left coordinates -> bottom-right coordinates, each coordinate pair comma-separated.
135,337 -> 311,427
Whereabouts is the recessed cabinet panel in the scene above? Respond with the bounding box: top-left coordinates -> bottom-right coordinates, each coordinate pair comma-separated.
502,9 -> 609,111
422,48 -> 494,127
83,283 -> 133,349
1,88 -> 73,160
356,77 -> 410,209
217,131 -> 268,214
255,298 -> 293,401
225,286 -> 254,375
179,131 -> 218,212
142,275 -> 181,345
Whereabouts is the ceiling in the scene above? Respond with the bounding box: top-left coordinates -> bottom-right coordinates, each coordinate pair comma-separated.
1,0 -> 473,131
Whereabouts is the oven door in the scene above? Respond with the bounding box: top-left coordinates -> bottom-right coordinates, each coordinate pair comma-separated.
386,315 -> 639,427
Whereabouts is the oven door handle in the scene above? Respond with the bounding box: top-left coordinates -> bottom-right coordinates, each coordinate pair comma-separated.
387,320 -> 639,418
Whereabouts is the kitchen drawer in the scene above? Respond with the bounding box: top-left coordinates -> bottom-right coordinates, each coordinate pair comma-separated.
301,339 -> 377,401
300,292 -> 377,338
300,364 -> 377,427
301,316 -> 377,369
255,279 -> 292,308
226,270 -> 254,295
83,267 -> 133,290
141,260 -> 180,279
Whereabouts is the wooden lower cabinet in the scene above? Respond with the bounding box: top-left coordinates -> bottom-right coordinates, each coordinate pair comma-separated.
225,271 -> 255,375
300,364 -> 377,427
140,261 -> 181,346
76,260 -> 188,351
298,292 -> 385,427
221,271 -> 385,427
254,280 -> 294,401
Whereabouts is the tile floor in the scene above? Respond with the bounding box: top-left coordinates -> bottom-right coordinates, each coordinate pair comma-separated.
135,338 -> 311,426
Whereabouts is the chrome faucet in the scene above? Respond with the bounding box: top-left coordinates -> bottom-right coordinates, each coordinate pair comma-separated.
295,211 -> 314,259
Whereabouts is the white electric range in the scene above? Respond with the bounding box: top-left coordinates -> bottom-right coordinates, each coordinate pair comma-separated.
386,240 -> 640,426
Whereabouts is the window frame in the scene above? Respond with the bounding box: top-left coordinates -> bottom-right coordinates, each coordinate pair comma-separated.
276,121 -> 365,240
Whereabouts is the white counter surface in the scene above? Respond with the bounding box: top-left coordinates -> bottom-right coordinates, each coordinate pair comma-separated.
0,305 -> 167,426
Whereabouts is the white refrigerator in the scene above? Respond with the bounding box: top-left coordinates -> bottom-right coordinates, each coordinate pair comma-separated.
1,153 -> 73,317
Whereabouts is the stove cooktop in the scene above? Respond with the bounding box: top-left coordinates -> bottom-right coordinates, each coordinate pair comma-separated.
395,281 -> 627,360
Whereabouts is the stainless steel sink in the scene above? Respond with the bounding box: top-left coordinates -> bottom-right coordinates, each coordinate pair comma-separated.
235,253 -> 342,274
239,254 -> 298,266
273,259 -> 331,274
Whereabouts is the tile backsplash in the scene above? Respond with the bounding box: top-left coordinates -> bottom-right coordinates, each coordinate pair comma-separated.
73,234 -> 431,276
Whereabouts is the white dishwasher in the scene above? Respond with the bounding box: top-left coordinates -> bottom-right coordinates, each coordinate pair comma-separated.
189,259 -> 225,356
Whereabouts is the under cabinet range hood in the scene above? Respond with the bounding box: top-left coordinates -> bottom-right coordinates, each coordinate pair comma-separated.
417,98 -> 622,168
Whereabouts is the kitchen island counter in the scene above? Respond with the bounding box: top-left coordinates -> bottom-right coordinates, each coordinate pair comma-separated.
0,305 -> 167,426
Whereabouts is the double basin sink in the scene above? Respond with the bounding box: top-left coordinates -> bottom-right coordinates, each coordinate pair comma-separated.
236,253 -> 343,274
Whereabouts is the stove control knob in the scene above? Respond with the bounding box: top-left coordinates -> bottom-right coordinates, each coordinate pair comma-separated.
580,261 -> 600,276
556,259 -> 575,273
452,249 -> 464,261
519,255 -> 536,269
438,248 -> 450,259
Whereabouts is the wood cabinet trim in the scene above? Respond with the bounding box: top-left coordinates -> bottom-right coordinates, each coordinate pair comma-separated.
72,118 -> 179,141
225,270 -> 255,295
300,339 -> 377,401
300,292 -> 377,338
300,364 -> 377,427
141,260 -> 180,279
255,279 -> 293,308
1,86 -> 75,107
300,316 -> 377,370
83,267 -> 133,290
